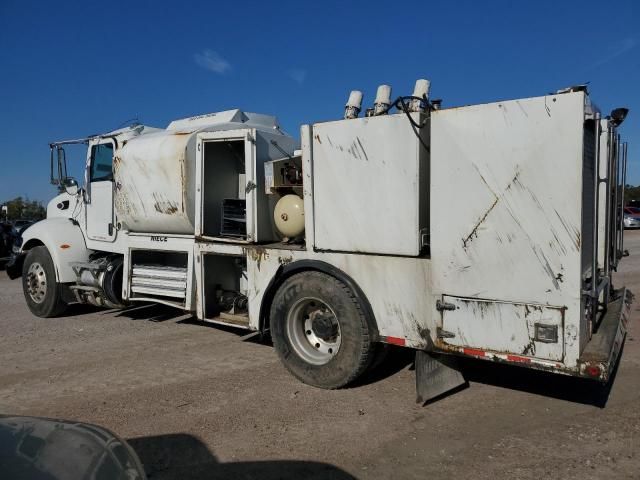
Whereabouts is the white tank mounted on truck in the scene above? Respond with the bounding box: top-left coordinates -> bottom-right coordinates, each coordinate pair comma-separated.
113,110 -> 289,235
7,80 -> 634,404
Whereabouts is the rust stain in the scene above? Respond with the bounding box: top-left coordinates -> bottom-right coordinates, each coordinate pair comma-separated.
152,192 -> 179,215
248,246 -> 268,271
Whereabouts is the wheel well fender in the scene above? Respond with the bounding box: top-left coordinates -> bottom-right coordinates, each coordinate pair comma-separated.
22,238 -> 44,250
259,260 -> 380,341
20,218 -> 90,283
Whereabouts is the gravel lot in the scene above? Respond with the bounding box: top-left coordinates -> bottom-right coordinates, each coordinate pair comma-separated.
1,232 -> 640,479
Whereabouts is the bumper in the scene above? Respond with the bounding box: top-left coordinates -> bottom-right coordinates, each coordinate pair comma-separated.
624,219 -> 640,228
578,288 -> 633,382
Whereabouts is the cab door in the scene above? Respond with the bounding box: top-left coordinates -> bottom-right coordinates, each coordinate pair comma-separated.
86,140 -> 117,241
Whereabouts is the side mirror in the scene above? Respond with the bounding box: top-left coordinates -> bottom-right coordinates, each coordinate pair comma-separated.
63,177 -> 79,196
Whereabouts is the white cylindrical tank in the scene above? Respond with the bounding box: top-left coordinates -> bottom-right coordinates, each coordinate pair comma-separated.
112,109 -> 287,234
274,194 -> 305,238
114,130 -> 197,234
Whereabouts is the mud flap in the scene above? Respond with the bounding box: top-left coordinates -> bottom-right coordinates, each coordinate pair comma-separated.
415,351 -> 467,404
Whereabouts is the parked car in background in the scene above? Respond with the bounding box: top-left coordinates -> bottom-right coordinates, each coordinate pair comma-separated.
0,221 -> 37,266
12,219 -> 35,235
0,223 -> 14,261
627,200 -> 640,209
624,207 -> 640,229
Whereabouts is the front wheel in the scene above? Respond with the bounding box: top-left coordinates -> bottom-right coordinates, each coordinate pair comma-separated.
270,271 -> 375,389
22,246 -> 68,318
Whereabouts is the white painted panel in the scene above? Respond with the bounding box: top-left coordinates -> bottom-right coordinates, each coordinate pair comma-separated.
441,296 -> 565,361
312,113 -> 427,256
430,92 -> 586,366
245,247 -> 434,347
431,93 -> 585,303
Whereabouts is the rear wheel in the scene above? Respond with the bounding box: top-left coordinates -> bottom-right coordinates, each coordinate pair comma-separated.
270,271 -> 375,389
22,246 -> 67,317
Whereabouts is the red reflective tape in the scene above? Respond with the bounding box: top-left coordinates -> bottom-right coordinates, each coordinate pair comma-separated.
463,347 -> 486,357
506,354 -> 531,363
383,336 -> 406,346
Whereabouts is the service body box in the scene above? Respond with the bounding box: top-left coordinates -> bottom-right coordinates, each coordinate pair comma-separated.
311,113 -> 429,256
430,92 -> 589,365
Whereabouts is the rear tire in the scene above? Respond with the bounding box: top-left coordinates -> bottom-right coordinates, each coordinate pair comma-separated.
22,246 -> 67,318
270,271 -> 375,389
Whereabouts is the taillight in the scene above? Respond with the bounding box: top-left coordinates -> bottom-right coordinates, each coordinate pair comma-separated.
584,365 -> 601,378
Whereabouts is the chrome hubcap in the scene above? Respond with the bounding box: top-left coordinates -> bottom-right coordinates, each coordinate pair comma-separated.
286,297 -> 341,365
26,262 -> 47,304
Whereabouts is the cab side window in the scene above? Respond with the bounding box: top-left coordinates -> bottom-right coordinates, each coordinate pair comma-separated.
90,143 -> 114,182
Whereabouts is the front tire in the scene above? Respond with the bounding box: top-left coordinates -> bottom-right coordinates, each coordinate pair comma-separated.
22,246 -> 67,317
270,271 -> 375,389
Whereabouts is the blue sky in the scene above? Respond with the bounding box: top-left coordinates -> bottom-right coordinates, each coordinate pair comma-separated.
0,0 -> 638,202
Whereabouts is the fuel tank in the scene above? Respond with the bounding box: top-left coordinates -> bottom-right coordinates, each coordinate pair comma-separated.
113,110 -> 285,234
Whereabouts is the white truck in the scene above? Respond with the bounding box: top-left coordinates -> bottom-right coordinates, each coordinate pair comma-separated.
7,81 -> 632,402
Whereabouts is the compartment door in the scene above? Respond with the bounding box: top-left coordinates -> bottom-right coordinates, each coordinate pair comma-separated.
195,130 -> 256,242
440,296 -> 565,361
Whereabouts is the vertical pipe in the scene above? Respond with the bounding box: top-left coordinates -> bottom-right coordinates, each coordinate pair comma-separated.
608,128 -> 616,270
604,126 -> 613,276
616,136 -> 622,262
611,134 -> 620,268
621,142 -> 628,257
50,147 -> 55,185
590,113 -> 601,320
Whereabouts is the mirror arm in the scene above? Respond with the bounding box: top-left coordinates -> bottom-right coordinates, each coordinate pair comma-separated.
49,146 -> 56,185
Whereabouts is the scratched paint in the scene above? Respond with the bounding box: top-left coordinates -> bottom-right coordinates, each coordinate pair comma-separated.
311,112 -> 428,256
439,296 -> 565,362
431,92 -> 591,368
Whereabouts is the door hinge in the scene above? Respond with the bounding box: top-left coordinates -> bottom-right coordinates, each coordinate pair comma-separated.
436,300 -> 456,312
420,228 -> 429,248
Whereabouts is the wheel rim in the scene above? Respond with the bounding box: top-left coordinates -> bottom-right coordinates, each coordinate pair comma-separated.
286,297 -> 342,365
26,261 -> 47,304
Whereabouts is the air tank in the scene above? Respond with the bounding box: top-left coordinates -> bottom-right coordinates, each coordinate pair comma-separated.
274,194 -> 305,238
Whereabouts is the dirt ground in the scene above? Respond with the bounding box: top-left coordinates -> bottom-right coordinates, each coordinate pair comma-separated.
1,232 -> 640,480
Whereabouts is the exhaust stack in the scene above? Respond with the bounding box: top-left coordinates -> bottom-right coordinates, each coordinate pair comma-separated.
409,79 -> 431,112
373,85 -> 392,116
344,90 -> 363,119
